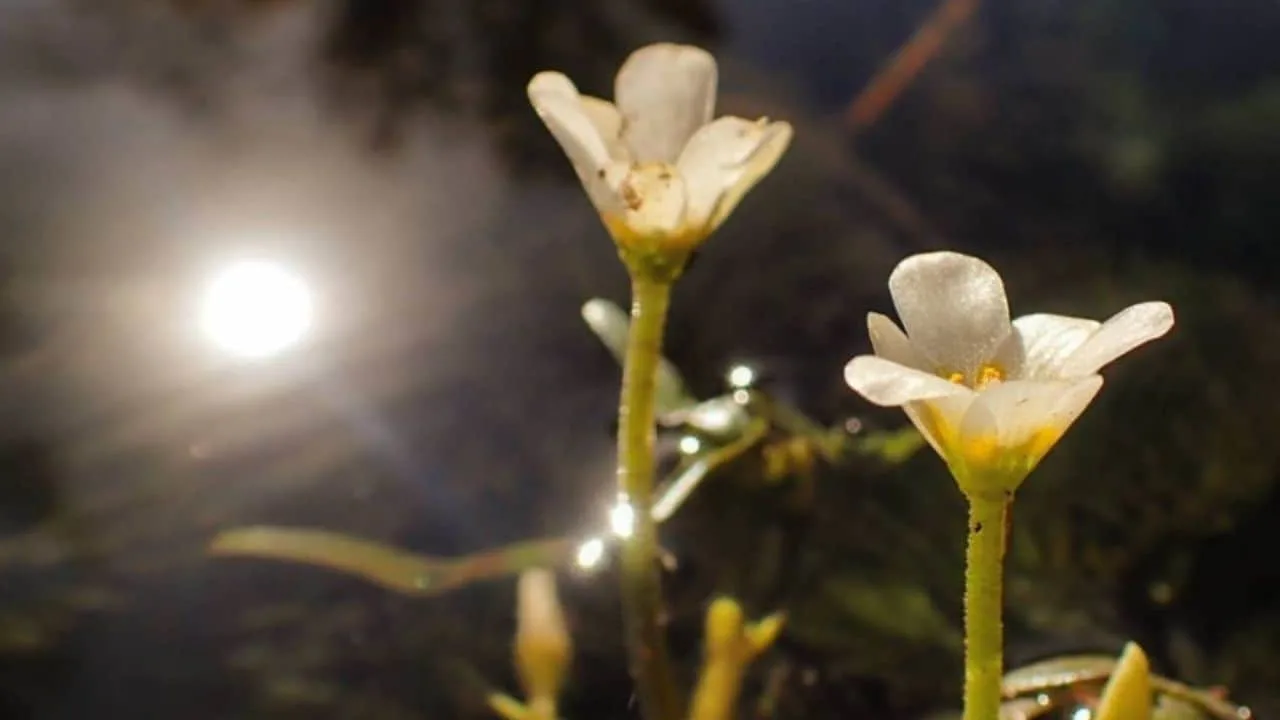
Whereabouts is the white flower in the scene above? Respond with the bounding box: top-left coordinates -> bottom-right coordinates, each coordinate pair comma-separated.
843,251 -> 1174,497
527,43 -> 793,255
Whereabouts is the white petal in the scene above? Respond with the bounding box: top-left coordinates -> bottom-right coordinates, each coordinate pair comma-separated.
901,403 -> 943,456
867,312 -> 929,369
617,164 -> 688,237
958,376 -> 1103,454
528,72 -> 626,214
888,252 -> 1012,377
579,97 -> 626,157
1059,302 -> 1174,377
676,117 -> 793,232
906,394 -> 977,458
999,313 -> 1101,379
615,43 -> 717,163
844,355 -> 973,407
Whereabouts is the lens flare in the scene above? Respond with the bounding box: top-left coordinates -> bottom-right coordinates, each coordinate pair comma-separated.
200,259 -> 313,360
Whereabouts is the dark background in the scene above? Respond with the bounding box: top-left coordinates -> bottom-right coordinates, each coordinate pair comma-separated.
0,0 -> 1277,718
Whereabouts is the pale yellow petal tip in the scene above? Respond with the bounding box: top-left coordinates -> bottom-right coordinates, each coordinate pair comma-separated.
842,355 -> 902,407
770,120 -> 795,148
754,120 -> 793,157
890,250 -> 1001,289
745,120 -> 793,174
1146,301 -> 1176,336
527,71 -> 574,101
625,42 -> 716,72
1095,642 -> 1152,720
843,354 -> 972,408
750,121 -> 794,179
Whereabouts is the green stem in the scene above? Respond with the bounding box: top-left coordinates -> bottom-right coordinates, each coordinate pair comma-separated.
617,276 -> 682,720
963,495 -> 1008,720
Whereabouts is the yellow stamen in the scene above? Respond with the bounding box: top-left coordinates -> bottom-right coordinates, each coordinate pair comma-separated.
944,362 -> 1006,389
975,363 -> 1004,387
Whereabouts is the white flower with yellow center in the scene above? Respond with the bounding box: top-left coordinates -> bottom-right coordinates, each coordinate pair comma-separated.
527,43 -> 793,257
844,251 -> 1174,498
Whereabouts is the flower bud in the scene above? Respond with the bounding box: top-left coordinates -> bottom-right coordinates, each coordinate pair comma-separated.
514,569 -> 571,717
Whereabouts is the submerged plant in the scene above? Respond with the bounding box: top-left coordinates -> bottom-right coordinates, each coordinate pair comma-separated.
527,43 -> 792,267
528,42 -> 793,720
200,39 -> 1232,720
998,644 -> 1250,720
843,251 -> 1174,720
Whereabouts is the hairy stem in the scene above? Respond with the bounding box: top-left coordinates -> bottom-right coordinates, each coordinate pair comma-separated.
963,495 -> 1008,720
617,276 -> 682,720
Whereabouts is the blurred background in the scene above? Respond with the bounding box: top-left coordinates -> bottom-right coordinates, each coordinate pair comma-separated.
0,0 -> 1277,717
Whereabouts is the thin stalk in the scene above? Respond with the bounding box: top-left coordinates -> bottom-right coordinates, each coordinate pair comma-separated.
617,276 -> 682,720
963,495 -> 1008,720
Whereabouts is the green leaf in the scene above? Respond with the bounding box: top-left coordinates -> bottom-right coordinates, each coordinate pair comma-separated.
210,527 -> 575,597
210,526 -> 444,594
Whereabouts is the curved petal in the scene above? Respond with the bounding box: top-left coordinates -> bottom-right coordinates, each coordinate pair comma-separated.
579,97 -> 626,157
844,355 -> 973,407
867,312 -> 929,370
675,117 -> 793,231
901,404 -> 942,457
906,394 -> 977,460
616,164 -> 688,237
888,252 -> 1012,377
528,72 -> 626,214
615,43 -> 717,163
1059,301 -> 1174,377
1001,313 -> 1101,379
958,376 -> 1103,466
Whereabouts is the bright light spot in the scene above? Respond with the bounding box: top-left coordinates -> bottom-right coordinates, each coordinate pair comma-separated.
688,400 -> 740,434
575,537 -> 605,570
200,259 -> 313,360
678,435 -> 702,455
727,364 -> 756,389
609,496 -> 636,539
732,389 -> 750,405
1070,707 -> 1092,720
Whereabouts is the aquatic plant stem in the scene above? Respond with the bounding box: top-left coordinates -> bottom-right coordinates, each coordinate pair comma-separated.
617,276 -> 682,720
963,494 -> 1008,720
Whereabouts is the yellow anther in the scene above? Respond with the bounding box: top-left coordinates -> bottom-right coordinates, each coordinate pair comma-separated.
944,363 -> 1005,389
975,363 -> 1005,388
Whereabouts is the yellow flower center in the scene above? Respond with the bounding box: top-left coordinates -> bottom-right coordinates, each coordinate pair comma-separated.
944,362 -> 1006,389
914,365 -> 1067,498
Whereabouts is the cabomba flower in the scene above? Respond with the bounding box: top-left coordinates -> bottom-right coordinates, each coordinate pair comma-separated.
844,251 -> 1174,498
527,43 -> 793,263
